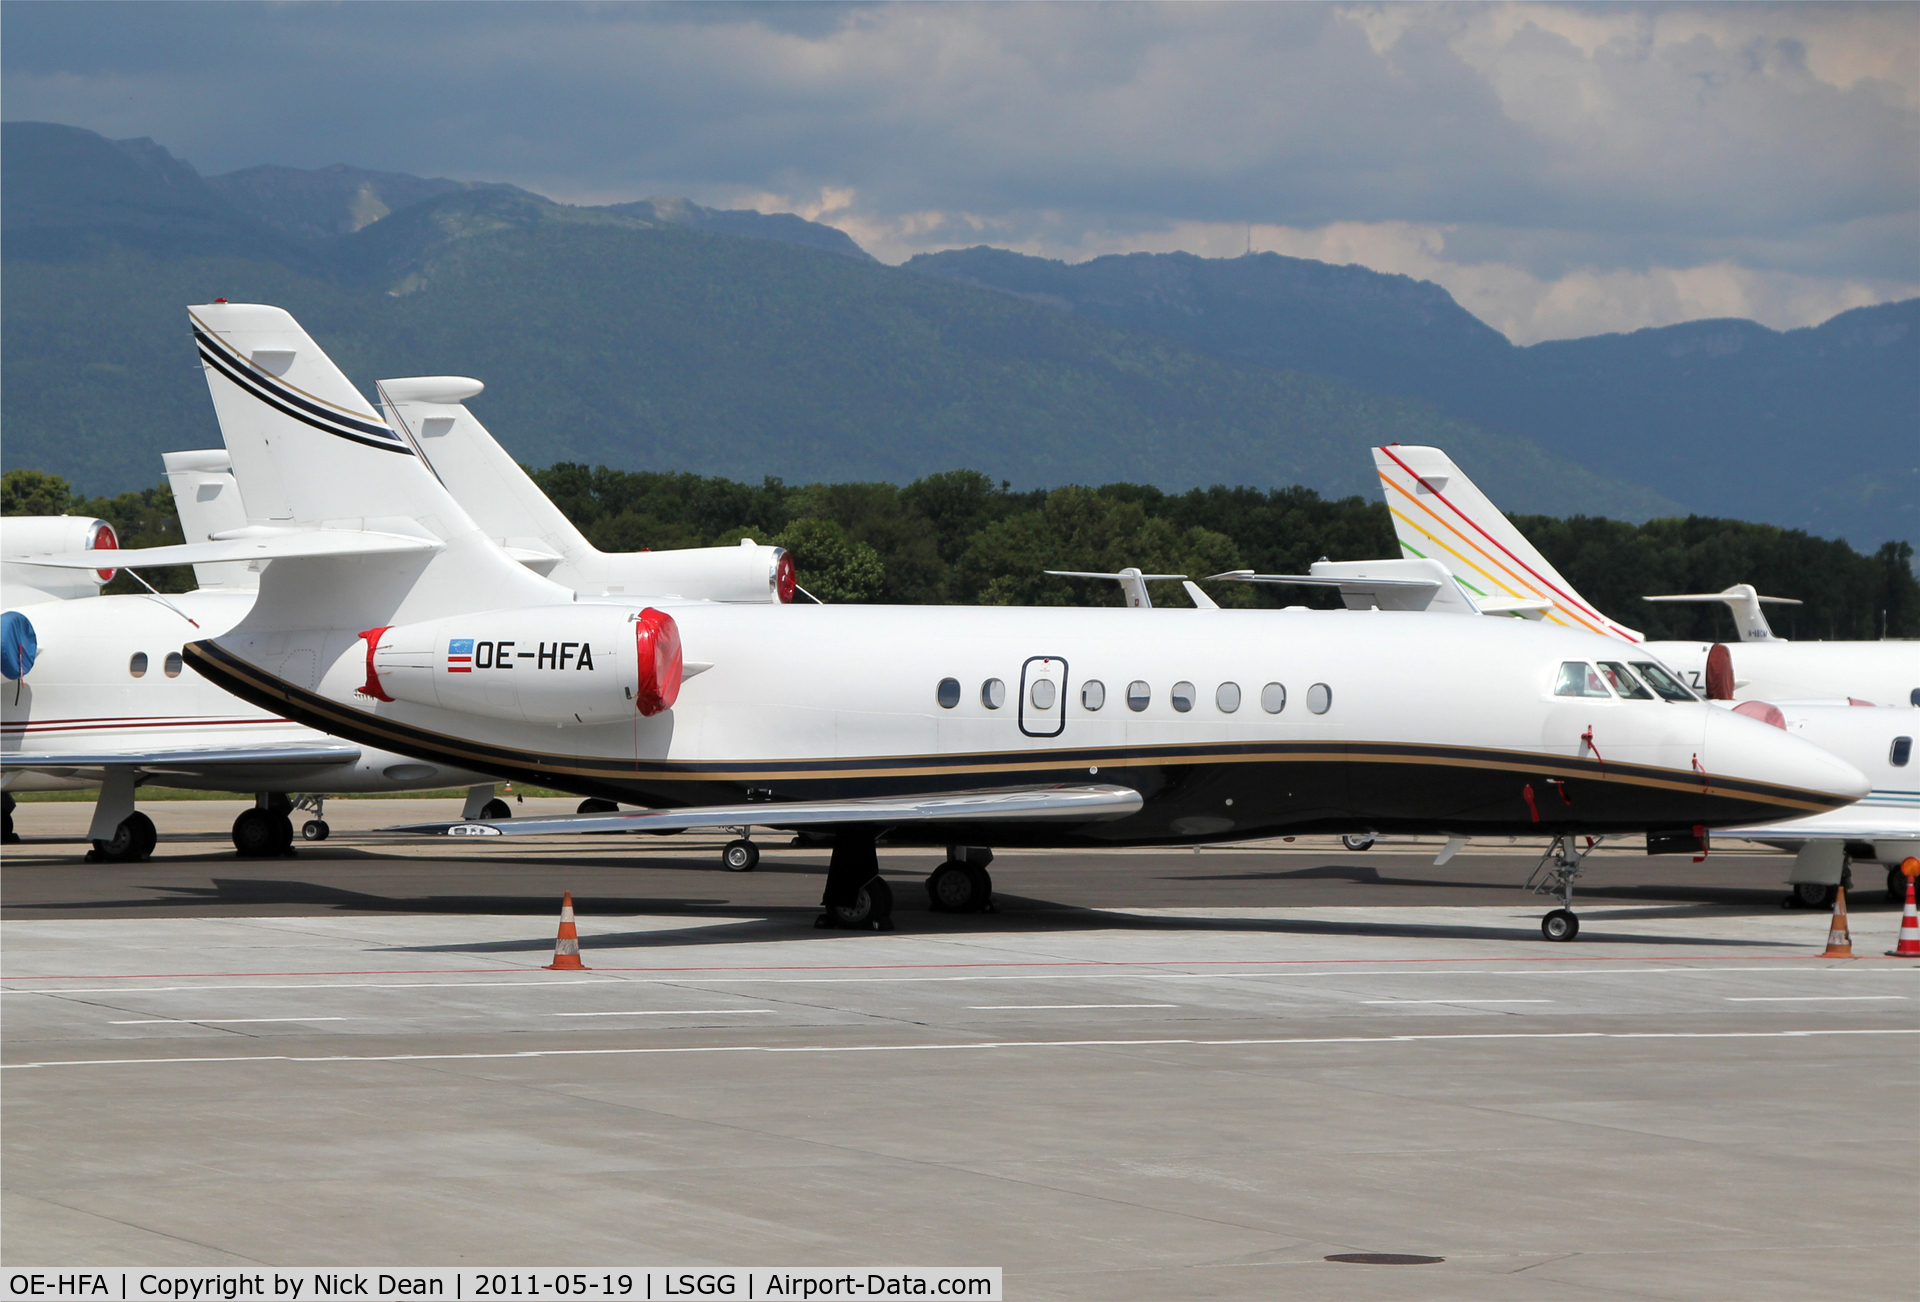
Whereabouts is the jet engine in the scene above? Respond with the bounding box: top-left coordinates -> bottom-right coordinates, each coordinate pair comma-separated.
1,516 -> 119,603
364,605 -> 682,726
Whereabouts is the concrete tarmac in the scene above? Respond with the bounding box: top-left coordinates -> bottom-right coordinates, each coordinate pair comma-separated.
4,801 -> 1916,1297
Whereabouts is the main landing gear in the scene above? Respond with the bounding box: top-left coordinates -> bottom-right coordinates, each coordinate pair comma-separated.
1341,833 -> 1377,852
722,837 -> 760,872
926,847 -> 995,914
2,791 -> 18,844
1527,835 -> 1601,942
88,811 -> 157,863
815,828 -> 895,931
233,793 -> 297,858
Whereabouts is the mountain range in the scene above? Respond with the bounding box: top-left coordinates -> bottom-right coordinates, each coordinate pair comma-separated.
3,120 -> 1911,551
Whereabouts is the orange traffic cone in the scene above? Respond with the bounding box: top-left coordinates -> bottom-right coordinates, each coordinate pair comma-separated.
1820,885 -> 1853,958
1888,859 -> 1920,957
545,891 -> 589,970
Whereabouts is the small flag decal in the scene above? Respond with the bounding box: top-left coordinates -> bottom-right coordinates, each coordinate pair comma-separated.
447,638 -> 474,673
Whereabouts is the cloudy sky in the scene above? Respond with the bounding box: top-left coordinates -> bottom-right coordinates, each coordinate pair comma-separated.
6,2 -> 1915,342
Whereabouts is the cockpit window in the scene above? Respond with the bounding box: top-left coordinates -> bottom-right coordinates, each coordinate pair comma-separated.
1554,662 -> 1611,698
1631,661 -> 1697,702
1597,661 -> 1654,700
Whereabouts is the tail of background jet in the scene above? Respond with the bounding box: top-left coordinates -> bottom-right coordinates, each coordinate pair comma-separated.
161,450 -> 257,593
191,302 -> 564,631
1371,444 -> 1643,643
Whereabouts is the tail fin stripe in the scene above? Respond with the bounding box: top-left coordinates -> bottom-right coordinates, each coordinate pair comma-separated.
192,322 -> 400,443
1377,447 -> 1624,635
1383,487 -> 1594,634
197,338 -> 413,456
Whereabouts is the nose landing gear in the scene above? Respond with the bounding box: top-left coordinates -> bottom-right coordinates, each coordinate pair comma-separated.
1527,835 -> 1599,942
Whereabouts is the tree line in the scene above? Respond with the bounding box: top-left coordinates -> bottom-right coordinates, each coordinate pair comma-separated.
5,464 -> 1915,641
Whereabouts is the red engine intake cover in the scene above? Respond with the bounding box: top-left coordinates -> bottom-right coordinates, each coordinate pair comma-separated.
1704,643 -> 1734,701
633,607 -> 683,717
88,521 -> 119,582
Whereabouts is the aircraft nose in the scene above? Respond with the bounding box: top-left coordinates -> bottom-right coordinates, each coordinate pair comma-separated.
1701,706 -> 1868,808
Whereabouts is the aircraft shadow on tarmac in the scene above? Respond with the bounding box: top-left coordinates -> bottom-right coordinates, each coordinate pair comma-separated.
1174,861 -> 1800,910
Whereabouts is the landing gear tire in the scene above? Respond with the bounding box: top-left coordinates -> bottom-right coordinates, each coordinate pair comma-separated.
3,791 -> 17,844
233,808 -> 293,857
818,876 -> 894,930
91,811 -> 158,863
577,798 -> 619,814
1541,908 -> 1579,942
480,799 -> 513,821
722,839 -> 759,872
1342,833 -> 1376,852
1888,866 -> 1906,907
926,860 -> 993,913
1790,882 -> 1837,910
301,819 -> 330,842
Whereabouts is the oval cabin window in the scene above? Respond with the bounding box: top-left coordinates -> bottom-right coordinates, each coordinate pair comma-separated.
1261,683 -> 1286,714
128,652 -> 149,679
164,651 -> 184,678
1893,736 -> 1913,768
1216,682 -> 1241,713
1082,680 -> 1106,711
1171,682 -> 1196,713
1307,683 -> 1332,715
936,678 -> 961,709
1126,681 -> 1151,712
1030,678 -> 1056,710
981,678 -> 1006,710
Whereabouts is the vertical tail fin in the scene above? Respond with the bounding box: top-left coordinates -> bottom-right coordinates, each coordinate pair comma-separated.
1371,445 -> 1642,642
161,450 -> 257,592
190,303 -> 563,629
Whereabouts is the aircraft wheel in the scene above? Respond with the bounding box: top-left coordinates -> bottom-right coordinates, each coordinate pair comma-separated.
1793,882 -> 1836,910
301,819 -> 330,842
926,861 -> 993,913
1541,908 -> 1579,942
722,839 -> 759,872
577,798 -> 619,814
822,877 -> 894,930
1341,833 -> 1376,852
1888,866 -> 1906,906
2,791 -> 17,844
480,798 -> 513,821
94,811 -> 157,863
233,808 -> 289,857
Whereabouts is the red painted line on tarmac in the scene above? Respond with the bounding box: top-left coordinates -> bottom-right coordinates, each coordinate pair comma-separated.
0,954 -> 1858,982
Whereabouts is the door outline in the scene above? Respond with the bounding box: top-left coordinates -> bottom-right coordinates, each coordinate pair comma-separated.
1019,656 -> 1068,738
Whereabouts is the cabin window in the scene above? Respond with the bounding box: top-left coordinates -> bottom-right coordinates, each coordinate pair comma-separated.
1893,737 -> 1913,768
1597,661 -> 1654,700
981,678 -> 1006,709
1911,689 -> 1919,708
1261,682 -> 1286,714
164,652 -> 184,678
128,652 -> 148,679
1555,662 -> 1611,698
1171,681 -> 1196,713
1216,682 -> 1241,713
1631,661 -> 1696,702
1082,680 -> 1106,711
1031,678 -> 1057,710
936,678 -> 961,709
1307,683 -> 1332,714
1126,680 -> 1151,712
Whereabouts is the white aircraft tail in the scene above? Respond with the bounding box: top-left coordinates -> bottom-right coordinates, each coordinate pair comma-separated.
190,303 -> 564,630
161,449 -> 257,592
1643,584 -> 1799,643
1371,445 -> 1642,643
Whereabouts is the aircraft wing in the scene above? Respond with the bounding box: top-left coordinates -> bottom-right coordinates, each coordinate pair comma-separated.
2,741 -> 362,775
392,783 -> 1144,837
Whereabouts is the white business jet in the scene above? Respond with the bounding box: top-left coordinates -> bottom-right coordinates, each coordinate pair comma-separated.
2,376 -> 798,861
1371,444 -> 1920,706
46,302 -> 1868,942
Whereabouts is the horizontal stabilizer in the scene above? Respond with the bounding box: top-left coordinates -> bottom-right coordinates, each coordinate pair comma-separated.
31,528 -> 440,570
1643,584 -> 1797,643
1209,570 -> 1438,589
2,741 -> 361,773
391,783 -> 1145,837
1046,571 -> 1187,581
1476,597 -> 1556,618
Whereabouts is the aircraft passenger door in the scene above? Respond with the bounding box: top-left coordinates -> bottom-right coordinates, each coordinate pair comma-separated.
1019,656 -> 1067,738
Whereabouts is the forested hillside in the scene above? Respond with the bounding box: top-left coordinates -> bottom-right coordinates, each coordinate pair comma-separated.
9,464 -> 1913,641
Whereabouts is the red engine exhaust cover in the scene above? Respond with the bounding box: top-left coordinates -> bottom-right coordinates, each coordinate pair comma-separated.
88,520 -> 119,582
1704,643 -> 1734,701
633,607 -> 683,717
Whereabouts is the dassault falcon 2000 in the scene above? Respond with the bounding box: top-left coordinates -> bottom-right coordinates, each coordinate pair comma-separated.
55,303 -> 1868,941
